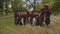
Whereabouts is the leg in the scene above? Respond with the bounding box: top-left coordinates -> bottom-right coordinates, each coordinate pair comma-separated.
45,17 -> 50,25
45,14 -> 50,26
39,16 -> 44,26
30,17 -> 33,25
24,17 -> 26,25
15,17 -> 17,25
36,17 -> 40,26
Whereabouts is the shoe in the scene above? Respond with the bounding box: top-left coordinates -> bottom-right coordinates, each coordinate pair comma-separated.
47,25 -> 50,28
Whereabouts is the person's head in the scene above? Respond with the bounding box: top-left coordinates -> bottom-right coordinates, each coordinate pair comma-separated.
15,10 -> 17,13
27,12 -> 29,14
29,12 -> 32,14
20,9 -> 22,11
44,5 -> 49,9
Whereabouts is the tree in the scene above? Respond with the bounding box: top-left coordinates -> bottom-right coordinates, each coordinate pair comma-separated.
22,0 -> 42,12
0,0 -> 5,15
0,0 -> 10,15
52,0 -> 60,14
11,0 -> 23,11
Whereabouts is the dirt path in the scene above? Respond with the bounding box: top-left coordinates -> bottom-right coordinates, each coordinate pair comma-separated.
51,16 -> 60,20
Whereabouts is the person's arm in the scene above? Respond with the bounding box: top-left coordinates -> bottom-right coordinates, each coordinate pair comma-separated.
40,8 -> 45,14
40,9 -> 43,13
49,9 -> 52,14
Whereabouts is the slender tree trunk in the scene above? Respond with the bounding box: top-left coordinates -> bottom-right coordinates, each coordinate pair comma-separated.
33,0 -> 36,12
5,0 -> 8,15
1,8 -> 3,15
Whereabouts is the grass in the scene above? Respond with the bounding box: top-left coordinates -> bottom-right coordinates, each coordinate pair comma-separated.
0,15 -> 60,34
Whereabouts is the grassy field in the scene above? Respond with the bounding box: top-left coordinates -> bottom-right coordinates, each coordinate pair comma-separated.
0,15 -> 60,34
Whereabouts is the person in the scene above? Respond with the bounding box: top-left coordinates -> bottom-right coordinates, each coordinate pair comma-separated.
20,11 -> 27,25
30,12 -> 35,25
14,10 -> 19,25
41,5 -> 51,27
37,13 -> 44,26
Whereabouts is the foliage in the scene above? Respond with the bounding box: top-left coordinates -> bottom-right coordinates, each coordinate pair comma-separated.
52,0 -> 60,14
0,0 -> 60,15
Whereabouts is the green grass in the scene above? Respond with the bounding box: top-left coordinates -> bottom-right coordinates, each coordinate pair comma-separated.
0,15 -> 60,34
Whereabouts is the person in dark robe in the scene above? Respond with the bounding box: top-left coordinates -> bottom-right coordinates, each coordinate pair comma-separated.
14,10 -> 19,25
41,5 -> 51,27
37,13 -> 44,26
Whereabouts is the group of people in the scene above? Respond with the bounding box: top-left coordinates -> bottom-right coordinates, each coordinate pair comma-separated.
14,5 -> 51,27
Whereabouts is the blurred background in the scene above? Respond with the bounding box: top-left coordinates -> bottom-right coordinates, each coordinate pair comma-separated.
0,0 -> 60,16
0,0 -> 60,34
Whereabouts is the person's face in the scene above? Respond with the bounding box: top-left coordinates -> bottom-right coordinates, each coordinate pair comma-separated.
29,12 -> 32,14
44,7 -> 46,9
